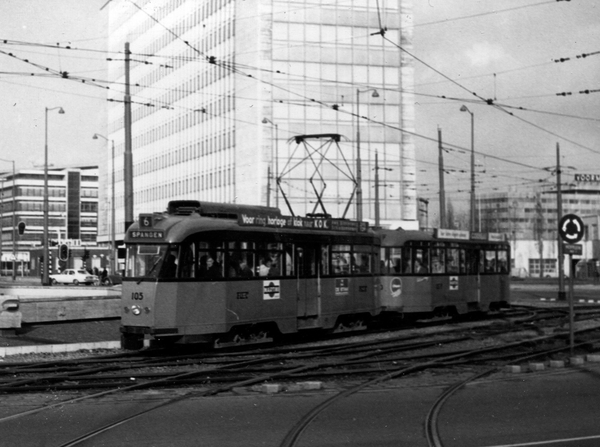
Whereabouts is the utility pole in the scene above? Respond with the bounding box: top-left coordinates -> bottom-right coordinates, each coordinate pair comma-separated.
557,143 -> 565,301
438,127 -> 446,228
374,152 -> 380,227
124,42 -> 134,231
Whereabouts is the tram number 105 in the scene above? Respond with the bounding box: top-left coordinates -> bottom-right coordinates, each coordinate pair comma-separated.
131,292 -> 145,300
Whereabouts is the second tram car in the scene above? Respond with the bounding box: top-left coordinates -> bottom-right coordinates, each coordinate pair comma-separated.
120,201 -> 510,349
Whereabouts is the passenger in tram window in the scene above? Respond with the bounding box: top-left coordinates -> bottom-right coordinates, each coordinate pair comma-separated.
239,258 -> 254,278
259,257 -> 272,276
358,254 -> 371,273
206,256 -> 222,279
431,257 -> 444,274
198,255 -> 208,277
162,248 -> 178,278
414,259 -> 428,274
227,256 -> 239,278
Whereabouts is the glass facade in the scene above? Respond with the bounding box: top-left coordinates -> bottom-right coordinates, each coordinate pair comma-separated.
103,0 -> 415,243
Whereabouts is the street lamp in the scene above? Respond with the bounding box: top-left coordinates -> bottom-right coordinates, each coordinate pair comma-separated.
460,105 -> 475,232
43,106 -> 65,285
93,134 -> 116,275
0,159 -> 16,280
356,88 -> 379,222
261,118 -> 279,208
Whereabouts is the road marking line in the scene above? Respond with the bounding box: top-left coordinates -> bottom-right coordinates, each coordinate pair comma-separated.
482,433 -> 600,446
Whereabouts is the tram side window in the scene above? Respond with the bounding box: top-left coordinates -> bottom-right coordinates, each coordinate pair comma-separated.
447,248 -> 460,274
331,245 -> 352,275
497,249 -> 509,273
257,242 -> 283,277
402,247 -> 412,273
296,246 -> 317,277
465,249 -> 479,275
198,242 -> 224,279
321,245 -> 330,276
388,248 -> 402,273
484,249 -> 497,273
353,245 -> 373,274
431,246 -> 445,274
284,243 -> 294,276
179,241 -> 196,278
412,247 -> 429,275
227,242 -> 254,278
161,245 -> 179,278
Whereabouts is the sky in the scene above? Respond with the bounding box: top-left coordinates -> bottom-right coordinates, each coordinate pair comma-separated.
0,0 -> 598,221
0,0 -> 108,170
411,0 -> 600,217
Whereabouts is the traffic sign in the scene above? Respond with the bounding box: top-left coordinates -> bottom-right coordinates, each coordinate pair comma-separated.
563,244 -> 582,255
559,214 -> 584,243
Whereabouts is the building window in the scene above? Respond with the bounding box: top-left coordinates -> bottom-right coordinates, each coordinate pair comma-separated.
529,258 -> 557,277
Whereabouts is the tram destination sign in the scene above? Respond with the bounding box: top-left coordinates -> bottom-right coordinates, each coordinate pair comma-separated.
238,213 -> 369,233
130,230 -> 165,239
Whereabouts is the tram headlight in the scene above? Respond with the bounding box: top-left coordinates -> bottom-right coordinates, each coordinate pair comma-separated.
131,305 -> 142,316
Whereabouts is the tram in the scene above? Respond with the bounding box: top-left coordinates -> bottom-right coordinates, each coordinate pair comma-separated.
120,201 -> 510,349
378,228 -> 510,317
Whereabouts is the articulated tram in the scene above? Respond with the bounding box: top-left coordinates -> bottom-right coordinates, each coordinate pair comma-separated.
120,201 -> 510,349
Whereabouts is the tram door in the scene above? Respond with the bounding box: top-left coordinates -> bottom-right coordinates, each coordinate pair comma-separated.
295,245 -> 320,318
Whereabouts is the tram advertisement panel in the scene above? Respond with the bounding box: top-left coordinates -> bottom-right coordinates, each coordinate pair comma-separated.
238,213 -> 369,233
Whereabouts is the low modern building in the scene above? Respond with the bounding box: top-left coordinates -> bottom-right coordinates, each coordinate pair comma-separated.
0,166 -> 108,276
478,176 -> 600,278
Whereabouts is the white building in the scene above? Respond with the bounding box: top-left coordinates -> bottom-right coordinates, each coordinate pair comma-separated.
99,0 -> 417,245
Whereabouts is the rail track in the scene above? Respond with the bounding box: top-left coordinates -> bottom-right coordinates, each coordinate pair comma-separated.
1,305 -> 599,446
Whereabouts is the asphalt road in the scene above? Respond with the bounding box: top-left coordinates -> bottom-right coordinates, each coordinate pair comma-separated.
1,366 -> 600,446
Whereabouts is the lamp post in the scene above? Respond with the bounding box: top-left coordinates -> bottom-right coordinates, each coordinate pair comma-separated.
43,106 -> 65,285
261,118 -> 279,208
0,159 -> 16,280
460,105 -> 475,232
93,134 -> 116,275
356,88 -> 379,222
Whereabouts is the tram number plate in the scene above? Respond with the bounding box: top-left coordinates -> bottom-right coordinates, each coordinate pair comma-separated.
131,292 -> 144,300
237,291 -> 249,300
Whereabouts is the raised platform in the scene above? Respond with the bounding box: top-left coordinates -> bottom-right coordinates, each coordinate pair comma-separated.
0,284 -> 121,324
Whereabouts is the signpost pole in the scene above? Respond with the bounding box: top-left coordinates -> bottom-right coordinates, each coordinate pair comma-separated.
568,253 -> 575,356
558,213 -> 584,357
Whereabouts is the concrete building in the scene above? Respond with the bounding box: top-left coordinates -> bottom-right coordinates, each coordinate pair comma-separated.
99,0 -> 417,245
0,166 -> 100,276
478,176 -> 600,278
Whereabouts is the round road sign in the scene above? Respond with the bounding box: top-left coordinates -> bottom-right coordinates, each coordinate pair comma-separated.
558,214 -> 584,243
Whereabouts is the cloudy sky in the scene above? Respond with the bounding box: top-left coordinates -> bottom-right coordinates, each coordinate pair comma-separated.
412,0 -> 600,214
0,0 -> 598,219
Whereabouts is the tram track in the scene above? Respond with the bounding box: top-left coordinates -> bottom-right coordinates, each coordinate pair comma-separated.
2,308 -> 600,446
0,306 -> 595,394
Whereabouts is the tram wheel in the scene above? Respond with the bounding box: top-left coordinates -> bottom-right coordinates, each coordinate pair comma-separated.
121,333 -> 144,350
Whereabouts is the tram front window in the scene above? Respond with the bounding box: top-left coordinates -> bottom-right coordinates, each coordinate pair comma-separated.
126,244 -> 170,278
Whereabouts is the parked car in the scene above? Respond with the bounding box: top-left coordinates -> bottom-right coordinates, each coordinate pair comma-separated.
102,272 -> 123,286
50,269 -> 99,286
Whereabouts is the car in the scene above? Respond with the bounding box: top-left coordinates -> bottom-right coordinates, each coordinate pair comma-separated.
50,269 -> 99,286
102,272 -> 123,286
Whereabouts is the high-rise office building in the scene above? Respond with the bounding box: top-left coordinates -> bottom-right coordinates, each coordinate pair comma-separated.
100,0 -> 416,244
